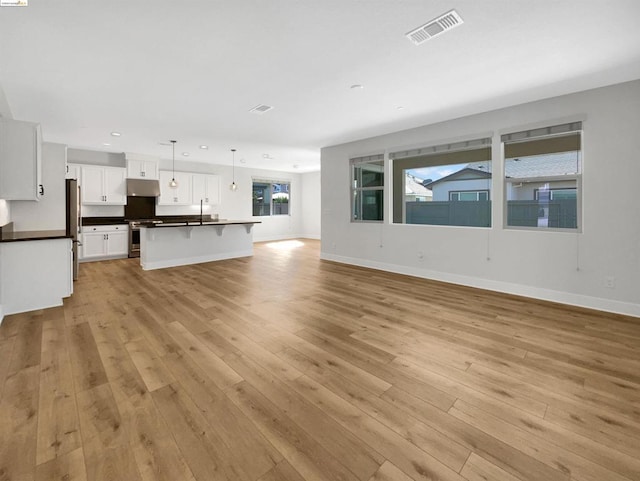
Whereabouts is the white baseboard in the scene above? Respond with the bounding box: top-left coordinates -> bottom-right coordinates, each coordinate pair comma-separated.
253,234 -> 304,243
141,249 -> 254,271
253,234 -> 320,243
321,252 -> 640,318
2,299 -> 64,318
79,254 -> 128,263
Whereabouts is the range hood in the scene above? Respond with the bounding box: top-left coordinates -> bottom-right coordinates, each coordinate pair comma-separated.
127,179 -> 160,197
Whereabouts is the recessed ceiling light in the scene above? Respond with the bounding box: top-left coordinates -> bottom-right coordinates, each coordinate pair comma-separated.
102,142 -> 111,146
199,145 -> 208,150
350,84 -> 364,90
396,106 -> 405,110
110,131 -> 121,137
182,152 -> 189,157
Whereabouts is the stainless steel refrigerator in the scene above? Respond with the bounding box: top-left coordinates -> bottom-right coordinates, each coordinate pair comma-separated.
65,178 -> 80,280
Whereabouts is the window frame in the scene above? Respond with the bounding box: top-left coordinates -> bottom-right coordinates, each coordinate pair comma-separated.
390,136 -> 493,227
350,155 -> 384,223
252,179 -> 291,217
502,122 -> 582,232
449,190 -> 490,202
533,187 -> 577,201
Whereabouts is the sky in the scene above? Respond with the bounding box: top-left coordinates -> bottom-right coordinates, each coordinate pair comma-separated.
407,162 -> 468,183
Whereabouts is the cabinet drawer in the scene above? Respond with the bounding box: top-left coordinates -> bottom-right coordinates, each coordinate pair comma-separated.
82,224 -> 128,233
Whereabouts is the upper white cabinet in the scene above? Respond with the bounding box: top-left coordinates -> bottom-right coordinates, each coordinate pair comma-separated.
126,155 -> 159,180
192,174 -> 220,205
158,170 -> 191,205
65,163 -> 82,182
81,165 -> 126,205
0,118 -> 43,201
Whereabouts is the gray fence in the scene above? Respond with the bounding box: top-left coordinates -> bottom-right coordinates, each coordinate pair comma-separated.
406,201 -> 491,227
507,199 -> 577,228
253,202 -> 289,216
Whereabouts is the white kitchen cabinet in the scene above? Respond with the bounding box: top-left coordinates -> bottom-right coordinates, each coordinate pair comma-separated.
192,174 -> 220,205
158,170 -> 192,205
65,163 -> 82,182
81,165 -> 126,205
127,158 -> 159,180
0,118 -> 43,201
80,225 -> 128,260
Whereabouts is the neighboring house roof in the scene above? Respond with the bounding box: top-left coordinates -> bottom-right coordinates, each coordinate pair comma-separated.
424,152 -> 580,188
424,168 -> 491,189
505,151 -> 579,178
405,174 -> 432,196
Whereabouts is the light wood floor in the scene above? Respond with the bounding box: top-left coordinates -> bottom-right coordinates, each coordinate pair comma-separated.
1,239 -> 639,481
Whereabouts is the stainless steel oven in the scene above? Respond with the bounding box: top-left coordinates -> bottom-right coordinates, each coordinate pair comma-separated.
128,221 -> 141,258
128,220 -> 162,257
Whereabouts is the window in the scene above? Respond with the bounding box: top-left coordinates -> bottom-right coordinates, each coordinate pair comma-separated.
450,190 -> 489,201
391,137 -> 492,227
351,154 -> 384,222
503,122 -> 581,230
252,180 -> 290,216
534,188 -> 577,201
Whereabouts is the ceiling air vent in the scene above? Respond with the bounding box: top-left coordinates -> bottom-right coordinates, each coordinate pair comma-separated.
406,9 -> 463,45
249,104 -> 274,114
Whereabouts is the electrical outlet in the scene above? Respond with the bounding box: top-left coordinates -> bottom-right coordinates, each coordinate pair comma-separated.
604,276 -> 615,288
417,251 -> 424,260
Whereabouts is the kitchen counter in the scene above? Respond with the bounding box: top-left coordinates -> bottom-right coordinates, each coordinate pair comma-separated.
0,235 -> 73,318
0,222 -> 71,242
82,216 -> 128,226
139,220 -> 260,270
145,219 -> 257,227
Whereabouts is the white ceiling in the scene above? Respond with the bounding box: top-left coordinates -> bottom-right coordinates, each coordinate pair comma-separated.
1,0 -> 639,173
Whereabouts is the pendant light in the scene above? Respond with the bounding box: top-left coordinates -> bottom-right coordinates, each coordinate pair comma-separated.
169,140 -> 178,189
229,148 -> 238,191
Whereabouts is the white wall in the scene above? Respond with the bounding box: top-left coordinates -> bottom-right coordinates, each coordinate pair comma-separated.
321,80 -> 640,317
10,142 -> 67,231
301,171 -> 321,239
0,200 -> 9,226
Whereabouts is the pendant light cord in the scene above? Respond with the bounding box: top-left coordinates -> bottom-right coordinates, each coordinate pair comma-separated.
232,149 -> 236,182
171,140 -> 176,180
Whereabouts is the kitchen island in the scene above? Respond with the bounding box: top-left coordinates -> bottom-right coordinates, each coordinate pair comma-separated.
139,220 -> 260,270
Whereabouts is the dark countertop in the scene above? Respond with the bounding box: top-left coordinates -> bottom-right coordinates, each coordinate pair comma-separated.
142,219 -> 260,227
82,215 -> 217,225
0,223 -> 71,243
82,217 -> 128,226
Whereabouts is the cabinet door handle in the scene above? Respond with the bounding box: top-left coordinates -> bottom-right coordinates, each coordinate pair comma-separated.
39,184 -> 44,195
